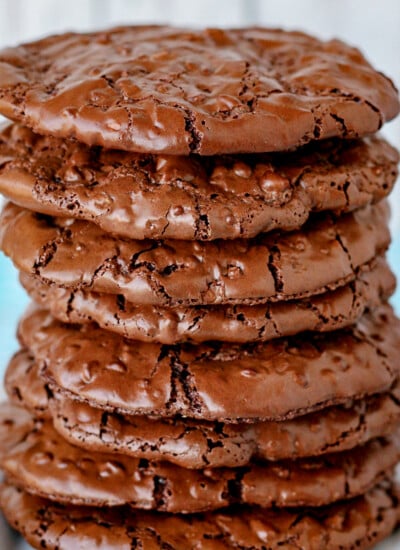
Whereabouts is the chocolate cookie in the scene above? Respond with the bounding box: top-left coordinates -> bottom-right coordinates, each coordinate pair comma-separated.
0,202 -> 390,306
0,402 -> 34,462
51,390 -> 400,468
1,407 -> 398,512
2,482 -> 399,550
0,124 -> 398,240
4,349 -> 50,417
0,27 -> 398,155
18,305 -> 400,422
20,256 -> 395,343
7,350 -> 400,466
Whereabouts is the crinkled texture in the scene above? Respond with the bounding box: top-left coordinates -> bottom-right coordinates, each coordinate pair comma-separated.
6,350 -> 400,467
0,124 -> 398,240
17,305 -> 400,422
0,402 -> 34,463
50,388 -> 400,467
1,482 -> 400,549
1,405 -> 399,512
20,256 -> 395,343
0,202 -> 391,306
0,26 -> 398,154
4,349 -> 50,417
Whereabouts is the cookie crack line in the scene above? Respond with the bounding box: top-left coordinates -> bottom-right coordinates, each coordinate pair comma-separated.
267,243 -> 284,294
1,481 -> 399,548
16,303 -> 400,423
0,124 -> 397,242
1,428 -> 399,513
1,201 -> 390,307
18,256 -> 395,344
0,23 -> 399,548
0,26 -> 398,154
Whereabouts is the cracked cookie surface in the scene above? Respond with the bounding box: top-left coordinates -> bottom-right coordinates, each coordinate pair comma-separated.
1,482 -> 399,550
20,256 -> 395,343
5,351 -> 400,467
0,27 -> 398,155
0,402 -> 34,463
17,304 -> 400,422
1,405 -> 399,512
0,124 -> 398,240
0,202 -> 391,306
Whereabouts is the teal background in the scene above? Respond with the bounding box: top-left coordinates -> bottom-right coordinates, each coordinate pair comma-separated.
0,254 -> 29,389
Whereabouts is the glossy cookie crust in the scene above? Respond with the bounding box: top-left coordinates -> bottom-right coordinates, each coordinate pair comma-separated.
5,353 -> 400,467
0,26 -> 398,155
20,257 -> 395,343
1,406 -> 399,512
17,305 -> 400,422
0,202 -> 391,306
0,124 -> 397,240
1,482 -> 399,549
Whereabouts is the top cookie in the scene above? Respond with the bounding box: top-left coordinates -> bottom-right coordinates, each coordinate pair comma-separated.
0,26 -> 398,155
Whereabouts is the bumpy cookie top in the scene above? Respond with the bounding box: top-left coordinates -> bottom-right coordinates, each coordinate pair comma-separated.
6,350 -> 400,467
0,202 -> 391,306
20,259 -> 395,344
2,483 -> 400,550
0,124 -> 397,241
0,26 -> 398,154
2,408 -> 399,512
17,305 -> 400,421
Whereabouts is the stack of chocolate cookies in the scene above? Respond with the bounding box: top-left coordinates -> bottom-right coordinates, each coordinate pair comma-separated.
0,26 -> 399,549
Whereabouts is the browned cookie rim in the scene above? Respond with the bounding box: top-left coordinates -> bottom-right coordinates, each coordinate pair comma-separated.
1,405 -> 399,512
20,256 -> 395,343
1,481 -> 399,550
0,123 -> 398,240
17,305 -> 400,422
0,202 -> 391,306
0,26 -> 398,155
5,350 -> 400,467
